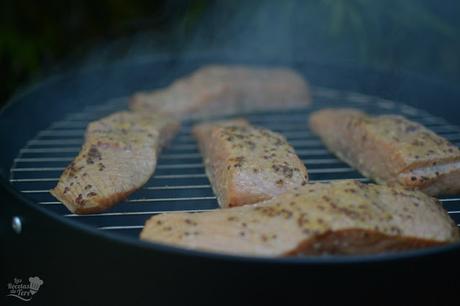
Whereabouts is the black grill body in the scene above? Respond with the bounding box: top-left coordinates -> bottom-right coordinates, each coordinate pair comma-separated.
2,57 -> 460,306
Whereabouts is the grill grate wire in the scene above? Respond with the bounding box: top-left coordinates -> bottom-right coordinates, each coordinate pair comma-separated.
9,87 -> 460,237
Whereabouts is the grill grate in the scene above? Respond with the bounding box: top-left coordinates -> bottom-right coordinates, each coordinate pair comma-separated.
9,87 -> 460,238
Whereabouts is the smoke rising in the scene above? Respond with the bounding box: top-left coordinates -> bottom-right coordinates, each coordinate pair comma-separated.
45,0 -> 460,122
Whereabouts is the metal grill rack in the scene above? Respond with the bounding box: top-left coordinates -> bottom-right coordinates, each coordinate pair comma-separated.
9,87 -> 460,238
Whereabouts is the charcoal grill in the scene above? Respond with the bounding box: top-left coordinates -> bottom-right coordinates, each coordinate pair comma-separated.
2,57 -> 460,306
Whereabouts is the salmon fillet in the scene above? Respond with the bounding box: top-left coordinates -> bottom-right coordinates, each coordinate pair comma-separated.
193,119 -> 308,208
50,111 -> 180,214
130,65 -> 311,119
309,108 -> 460,196
140,180 -> 459,256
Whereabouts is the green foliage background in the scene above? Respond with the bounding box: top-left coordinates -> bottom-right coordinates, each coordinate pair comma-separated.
1,0 -> 459,105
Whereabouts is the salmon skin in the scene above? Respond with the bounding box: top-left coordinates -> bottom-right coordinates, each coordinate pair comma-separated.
141,180 -> 459,257
130,65 -> 311,119
50,111 -> 180,214
193,119 -> 308,208
309,108 -> 460,196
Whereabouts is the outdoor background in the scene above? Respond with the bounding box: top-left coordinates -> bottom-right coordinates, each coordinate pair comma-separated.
1,0 -> 459,106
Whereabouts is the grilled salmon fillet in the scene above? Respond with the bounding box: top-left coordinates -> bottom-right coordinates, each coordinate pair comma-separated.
50,111 -> 180,214
141,180 -> 459,256
130,65 -> 311,119
309,108 -> 460,196
193,119 -> 308,208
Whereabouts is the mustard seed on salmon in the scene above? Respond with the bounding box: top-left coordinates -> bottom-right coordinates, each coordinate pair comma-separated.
140,180 -> 459,256
50,111 -> 180,214
309,108 -> 460,196
193,119 -> 308,208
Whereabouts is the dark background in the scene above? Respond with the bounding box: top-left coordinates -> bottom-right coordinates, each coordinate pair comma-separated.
1,0 -> 460,106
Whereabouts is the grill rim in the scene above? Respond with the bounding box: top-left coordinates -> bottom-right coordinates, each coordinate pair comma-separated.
2,55 -> 460,265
